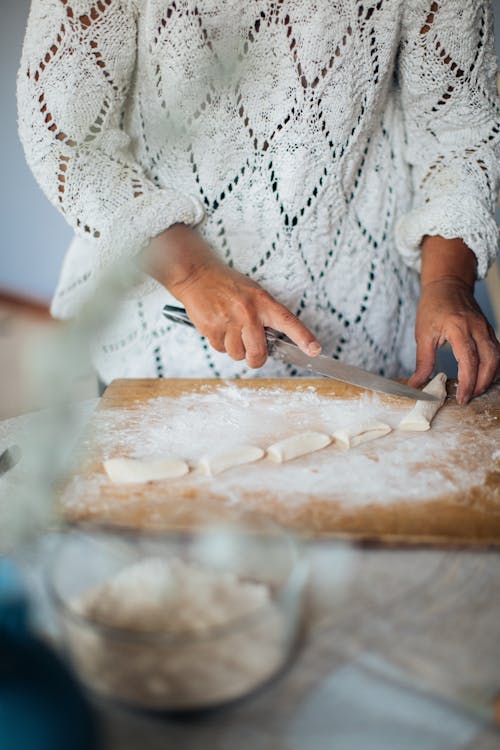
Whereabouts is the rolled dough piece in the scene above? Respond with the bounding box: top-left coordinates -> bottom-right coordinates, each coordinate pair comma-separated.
267,432 -> 331,463
104,457 -> 189,484
398,372 -> 447,432
333,421 -> 392,450
199,445 -> 264,476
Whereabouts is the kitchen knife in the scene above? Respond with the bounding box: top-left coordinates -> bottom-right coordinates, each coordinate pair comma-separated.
162,305 -> 438,402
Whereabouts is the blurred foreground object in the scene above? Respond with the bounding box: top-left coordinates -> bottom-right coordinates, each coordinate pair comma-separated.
0,558 -> 101,750
46,523 -> 308,712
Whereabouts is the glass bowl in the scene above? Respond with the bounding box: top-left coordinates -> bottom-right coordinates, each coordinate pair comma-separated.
45,521 -> 308,712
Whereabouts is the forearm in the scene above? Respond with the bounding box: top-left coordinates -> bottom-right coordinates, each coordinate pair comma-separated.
420,236 -> 477,290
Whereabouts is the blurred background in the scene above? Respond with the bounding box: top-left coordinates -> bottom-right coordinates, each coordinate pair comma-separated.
1,0 -> 499,418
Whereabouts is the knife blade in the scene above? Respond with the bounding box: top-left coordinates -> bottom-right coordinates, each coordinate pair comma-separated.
266,334 -> 437,401
162,305 -> 437,402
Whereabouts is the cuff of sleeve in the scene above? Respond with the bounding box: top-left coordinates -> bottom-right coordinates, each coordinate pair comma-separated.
394,195 -> 498,280
99,188 -> 205,269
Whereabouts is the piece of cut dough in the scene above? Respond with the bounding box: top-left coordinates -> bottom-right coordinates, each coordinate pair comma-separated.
267,432 -> 331,463
333,421 -> 392,450
398,372 -> 447,432
199,445 -> 264,476
104,457 -> 189,484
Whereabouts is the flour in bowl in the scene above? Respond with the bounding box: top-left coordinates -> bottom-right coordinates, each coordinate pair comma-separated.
65,557 -> 288,710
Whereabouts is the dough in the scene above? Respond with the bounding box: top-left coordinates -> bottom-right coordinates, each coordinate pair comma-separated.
199,445 -> 264,476
104,457 -> 189,484
333,421 -> 392,450
398,372 -> 447,432
267,432 -> 331,463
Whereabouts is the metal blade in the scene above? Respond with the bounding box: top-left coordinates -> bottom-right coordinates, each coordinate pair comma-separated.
270,339 -> 438,402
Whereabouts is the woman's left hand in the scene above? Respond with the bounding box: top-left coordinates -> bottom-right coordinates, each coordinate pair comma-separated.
409,277 -> 500,404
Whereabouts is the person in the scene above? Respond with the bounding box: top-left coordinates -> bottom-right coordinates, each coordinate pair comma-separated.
17,0 -> 499,403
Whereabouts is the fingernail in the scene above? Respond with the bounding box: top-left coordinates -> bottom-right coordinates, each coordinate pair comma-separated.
307,342 -> 322,356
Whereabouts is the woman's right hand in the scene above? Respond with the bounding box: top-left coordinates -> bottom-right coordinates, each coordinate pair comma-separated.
143,224 -> 321,369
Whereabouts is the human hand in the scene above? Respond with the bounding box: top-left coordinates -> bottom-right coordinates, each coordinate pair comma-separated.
144,225 -> 321,368
408,277 -> 500,404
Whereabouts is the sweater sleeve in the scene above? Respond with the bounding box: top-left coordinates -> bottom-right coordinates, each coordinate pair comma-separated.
17,0 -> 204,271
394,0 -> 500,279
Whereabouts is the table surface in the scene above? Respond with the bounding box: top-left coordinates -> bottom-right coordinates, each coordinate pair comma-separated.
2,400 -> 500,750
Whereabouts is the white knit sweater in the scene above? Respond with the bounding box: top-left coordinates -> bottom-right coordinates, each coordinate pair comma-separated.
18,0 -> 499,382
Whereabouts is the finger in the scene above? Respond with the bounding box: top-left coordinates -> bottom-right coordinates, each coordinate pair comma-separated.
206,329 -> 226,354
241,324 -> 268,369
263,301 -> 321,356
408,334 -> 437,388
446,329 -> 479,405
224,327 -> 246,361
487,322 -> 500,379
188,313 -> 226,354
472,329 -> 500,396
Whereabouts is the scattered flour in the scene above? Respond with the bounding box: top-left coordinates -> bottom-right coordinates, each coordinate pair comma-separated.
66,557 -> 286,710
64,384 -> 492,510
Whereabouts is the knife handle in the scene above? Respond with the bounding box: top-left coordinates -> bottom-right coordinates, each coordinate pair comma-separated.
162,305 -> 195,328
162,304 -> 284,350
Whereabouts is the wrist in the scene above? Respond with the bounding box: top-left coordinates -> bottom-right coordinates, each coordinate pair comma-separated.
420,276 -> 474,294
142,224 -> 216,293
420,236 -> 477,291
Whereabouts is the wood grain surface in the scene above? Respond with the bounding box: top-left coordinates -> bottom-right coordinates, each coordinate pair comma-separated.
61,378 -> 500,546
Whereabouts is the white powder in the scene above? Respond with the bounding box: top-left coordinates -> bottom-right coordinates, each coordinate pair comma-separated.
67,557 -> 286,710
64,384 -> 495,512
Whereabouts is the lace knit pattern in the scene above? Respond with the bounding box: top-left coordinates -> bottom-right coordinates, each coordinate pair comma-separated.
17,0 -> 499,381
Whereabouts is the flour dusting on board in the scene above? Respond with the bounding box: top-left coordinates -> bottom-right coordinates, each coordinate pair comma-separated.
63,384 -> 494,511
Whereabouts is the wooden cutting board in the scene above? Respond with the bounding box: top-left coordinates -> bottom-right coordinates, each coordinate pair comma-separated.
61,378 -> 500,546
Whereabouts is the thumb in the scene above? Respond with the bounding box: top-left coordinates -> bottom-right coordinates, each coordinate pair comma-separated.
408,334 -> 437,388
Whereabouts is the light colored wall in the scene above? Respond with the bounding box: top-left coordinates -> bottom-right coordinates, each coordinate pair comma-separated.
1,1 -> 499,319
0,0 -> 72,302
